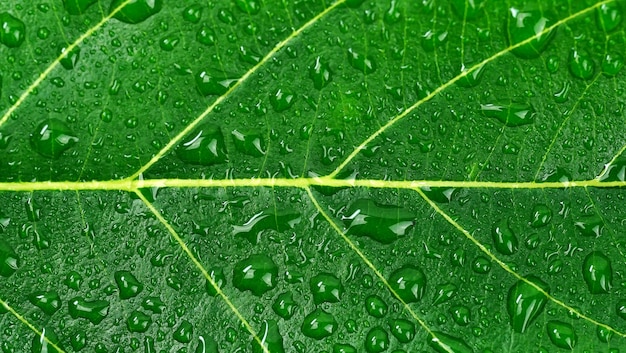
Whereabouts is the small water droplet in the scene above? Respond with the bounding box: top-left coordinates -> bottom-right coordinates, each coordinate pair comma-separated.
30,119 -> 79,159
28,291 -> 61,315
347,48 -> 376,74
388,265 -> 426,303
546,320 -> 577,350
569,49 -> 594,80
159,35 -> 179,51
0,13 -> 26,48
176,124 -> 228,166
481,102 -> 535,127
492,219 -> 519,255
342,199 -> 414,244
428,332 -> 473,353
232,209 -> 300,244
546,55 -> 559,73
111,0 -> 163,24
597,3 -> 622,32
197,26 -> 216,46
127,310 -> 152,333
68,297 -> 110,324
301,308 -> 337,339
114,270 -> 143,299
182,4 -> 202,23
272,291 -> 296,319
64,0 -> 97,15
582,251 -> 612,294
507,8 -> 557,59
506,275 -> 549,333
269,88 -> 295,112
64,270 -> 83,290
388,318 -> 415,343
233,254 -> 278,296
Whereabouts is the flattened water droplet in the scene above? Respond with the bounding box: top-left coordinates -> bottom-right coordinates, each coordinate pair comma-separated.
480,102 -> 535,127
176,124 -> 228,166
0,13 -> 26,48
30,119 -> 79,159
388,318 -> 415,343
68,297 -> 110,324
195,70 -> 237,96
310,272 -> 343,304
301,308 -> 337,339
582,251 -> 612,294
492,219 -> 519,255
342,199 -> 414,244
546,320 -> 577,349
232,130 -> 266,157
252,320 -> 284,353
111,0 -> 163,24
597,3 -> 622,32
530,204 -> 552,228
365,295 -> 388,318
365,327 -> 389,353
270,88 -> 295,112
428,332 -> 473,353
569,50 -> 594,80
142,296 -> 166,313
233,254 -> 278,296
114,270 -> 143,299
333,344 -> 357,353
127,310 -> 152,333
388,266 -> 426,303
420,187 -> 457,203
309,56 -> 332,89
507,8 -> 556,59
64,0 -> 97,15
506,275 -> 549,333
64,271 -> 82,290
272,291 -> 296,319
347,48 -> 376,74
28,291 -> 61,315
0,239 -> 19,277
602,53 -> 624,77
233,209 -> 300,244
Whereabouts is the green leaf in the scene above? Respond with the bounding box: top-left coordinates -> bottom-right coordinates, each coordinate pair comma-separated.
0,0 -> 626,352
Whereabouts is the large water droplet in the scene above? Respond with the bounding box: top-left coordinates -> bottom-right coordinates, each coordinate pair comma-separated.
68,297 -> 110,324
111,0 -> 163,24
59,45 -> 80,70
182,4 -> 202,23
428,332 -> 473,353
450,305 -> 471,326
388,319 -> 415,343
456,63 -> 485,88
176,124 -> 228,166
347,48 -> 376,74
0,239 -> 19,277
64,0 -> 97,15
388,266 -> 426,303
569,49 -> 594,80
252,320 -> 284,353
310,272 -> 343,304
301,309 -> 337,339
233,209 -> 300,244
364,327 -> 389,353
114,270 -> 143,299
365,295 -> 388,318
491,219 -> 519,255
142,296 -> 166,313
342,199 -> 415,244
506,275 -> 549,333
507,8 -> 556,59
480,102 -> 535,127
233,254 -> 278,296
582,251 -> 612,294
597,3 -> 622,32
0,13 -> 26,48
309,56 -> 332,89
28,291 -> 61,315
546,320 -> 577,349
30,119 -> 79,159
269,88 -> 295,112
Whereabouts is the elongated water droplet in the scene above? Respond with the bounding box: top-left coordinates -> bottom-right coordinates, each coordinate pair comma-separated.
506,275 -> 549,333
0,13 -> 26,48
176,124 -> 228,166
507,8 -> 556,59
28,291 -> 61,315
196,70 -> 237,96
309,56 -> 332,89
342,199 -> 415,244
388,319 -> 415,343
582,251 -> 612,294
0,239 -> 19,277
365,295 -> 388,318
233,209 -> 300,244
233,254 -> 278,296
569,49 -> 594,80
30,119 -> 79,159
252,320 -> 284,353
546,320 -> 577,349
64,0 -> 97,15
111,0 -> 163,24
301,309 -> 337,339
428,332 -> 473,353
388,266 -> 426,303
481,102 -> 535,127
492,219 -> 519,255
68,297 -> 110,324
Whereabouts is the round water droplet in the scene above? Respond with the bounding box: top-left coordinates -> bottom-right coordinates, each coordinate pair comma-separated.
232,130 -> 266,156
64,271 -> 82,290
530,204 -> 552,228
64,0 -> 97,15
597,325 -> 613,343
301,308 -> 337,339
388,318 -> 415,343
195,70 -> 237,96
347,48 -> 376,74
28,291 -> 61,315
507,8 -> 557,59
0,239 -> 19,277
68,297 -> 110,324
546,320 -> 577,349
173,320 -> 193,343
182,4 -> 202,23
450,305 -> 471,326
428,332 -> 473,353
197,26 -> 216,46
233,254 -> 278,296
365,295 -> 388,318
0,13 -> 26,48
582,251 -> 612,294
114,270 -> 143,299
127,310 -> 152,333
309,56 -> 332,89
365,327 -> 389,353
491,219 -> 519,255
159,35 -> 179,51
111,0 -> 163,24
310,272 -> 343,304
602,53 -> 623,77
30,119 -> 79,159
481,102 -> 535,127
176,124 -> 228,166
388,266 -> 426,303
451,0 -> 484,19
506,275 -> 549,333
272,291 -> 296,319
569,50 -> 594,80
269,88 -> 295,112
472,256 -> 491,274
597,3 -> 622,32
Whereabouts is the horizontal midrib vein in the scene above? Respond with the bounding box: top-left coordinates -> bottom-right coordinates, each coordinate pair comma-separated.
0,177 -> 623,191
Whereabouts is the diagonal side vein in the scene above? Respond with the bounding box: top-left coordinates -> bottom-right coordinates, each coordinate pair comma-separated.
414,187 -> 626,338
304,187 -> 455,353
128,0 -> 347,180
0,0 -> 133,128
134,191 -> 270,353
328,0 -> 614,179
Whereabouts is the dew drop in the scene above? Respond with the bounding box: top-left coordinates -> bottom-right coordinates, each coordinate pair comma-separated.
0,13 -> 26,48
420,186 -> 457,203
142,296 -> 166,313
364,327 -> 389,353
159,35 -> 179,51
64,271 -> 83,290
68,297 -> 110,324
205,268 -> 226,297
432,283 -> 457,305
69,331 -> 86,351
506,8 -> 556,59
456,63 -> 485,88
28,291 -> 61,315
342,199 -> 414,244
30,119 -> 79,159
127,310 -> 152,333
582,251 -> 612,294
568,49 -> 594,80
176,124 -> 228,166
347,48 -> 376,74
388,318 -> 415,343
64,0 -> 97,15
421,30 -> 448,52
269,88 -> 295,112
530,204 -> 551,228
195,70 -> 237,96
574,215 -> 603,237
234,0 -> 261,15
31,328 -> 62,353
365,295 -> 388,318
450,305 -> 471,326
428,332 -> 473,353
506,275 -> 549,333
272,291 -> 296,319
546,320 -> 577,350
491,219 -> 519,255
182,4 -> 202,23
232,209 -> 300,244
233,254 -> 278,296
602,53 -> 624,77
309,56 -> 332,89
173,320 -> 193,343
481,102 -> 535,127
252,320 -> 284,353
114,270 -> 143,299
231,130 -> 266,157
0,239 -> 19,277
111,0 -> 163,24
597,3 -> 622,32
301,308 -> 337,339
451,0 -> 484,20
388,266 -> 426,303
197,26 -> 216,46
310,272 -> 343,304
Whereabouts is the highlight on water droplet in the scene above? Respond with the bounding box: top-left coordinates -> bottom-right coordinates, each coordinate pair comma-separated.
111,0 -> 163,24
310,272 -> 343,304
0,13 -> 26,48
388,318 -> 415,343
597,3 -> 622,32
176,124 -> 228,166
195,70 -> 237,96
309,56 -> 332,89
506,7 -> 557,59
301,308 -> 337,339
428,331 -> 473,353
30,119 -> 79,159
269,88 -> 295,112
232,209 -> 300,244
347,48 -> 376,74
232,129 -> 266,157
491,219 -> 519,255
364,327 -> 389,353
480,102 -> 535,127
59,45 -> 80,70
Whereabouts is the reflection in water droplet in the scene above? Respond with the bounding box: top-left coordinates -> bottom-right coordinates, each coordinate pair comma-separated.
30,119 -> 79,159
0,13 -> 26,48
233,254 -> 278,296
480,102 -> 535,127
582,251 -> 612,294
546,320 -> 577,349
342,199 -> 414,244
176,124 -> 228,166
111,0 -> 163,24
506,275 -> 549,333
507,8 -> 556,59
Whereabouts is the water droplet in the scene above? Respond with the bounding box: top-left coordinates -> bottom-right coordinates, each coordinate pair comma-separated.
31,328 -> 62,353
0,239 -> 19,277
28,291 -> 61,315
428,332 -> 473,353
450,305 -> 471,326
388,265 -> 426,303
111,0 -> 163,24
530,204 -> 552,228
341,199 -> 414,244
388,318 -> 415,343
365,327 -> 389,353
309,272 -> 343,304
269,88 -> 295,112
0,13 -> 26,48
602,53 -> 623,77
233,254 -> 278,296
233,209 -> 300,244
491,219 -> 519,255
599,158 -> 626,182
197,26 -> 216,46
114,270 -> 143,299
365,295 -> 388,318
506,275 -> 549,333
142,296 -> 165,313
546,55 -> 559,73
569,50 -> 594,80
64,0 -> 97,15
597,3 -> 622,32
421,30 -> 448,52
176,124 -> 228,166
182,4 -> 202,23
480,102 -> 535,127
597,325 -> 612,343
472,256 -> 491,274
432,283 -> 457,305
582,251 -> 612,294
64,271 -> 83,290
617,300 -> 626,320
127,310 -> 152,333
301,308 -> 337,339
205,268 -> 226,297
574,215 -> 603,237
553,82 -> 570,103
309,56 -> 332,89
195,70 -> 237,96
251,320 -> 284,353
30,119 -> 79,159
421,187 -> 457,203
272,291 -> 296,319
68,297 -> 110,324
159,35 -> 179,51
451,0 -> 484,19
333,344 -> 357,353
234,0 -> 261,15
173,320 -> 193,343
507,8 -> 556,59
238,46 -> 261,65
546,320 -> 577,349
347,48 -> 376,74
456,63 -> 485,88
232,130 -> 266,157
69,331 -> 86,351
